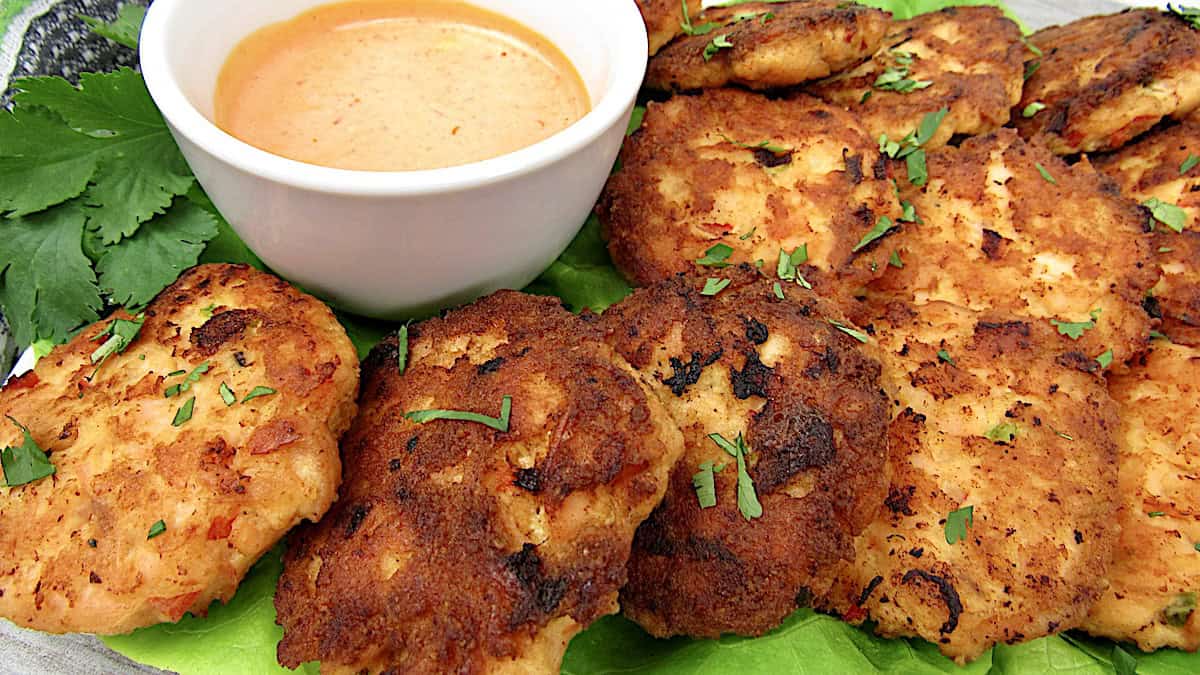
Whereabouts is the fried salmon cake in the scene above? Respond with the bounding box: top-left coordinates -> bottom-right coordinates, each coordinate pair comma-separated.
1014,9 -> 1200,155
275,292 -> 684,674
600,88 -> 902,303
644,1 -> 889,91
808,6 -> 1025,149
597,267 -> 890,638
821,301 -> 1120,663
1082,341 -> 1200,651
637,0 -> 684,55
1092,116 -> 1200,346
0,264 -> 358,634
868,129 -> 1158,371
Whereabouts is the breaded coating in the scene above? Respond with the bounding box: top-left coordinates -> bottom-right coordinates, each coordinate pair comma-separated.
869,129 -> 1158,371
1015,9 -> 1200,155
808,6 -> 1025,149
0,264 -> 358,634
600,88 -> 902,303
1082,341 -> 1200,652
637,0 -> 683,55
644,1 -> 889,91
275,292 -> 684,674
821,301 -> 1120,664
598,267 -> 890,638
1092,117 -> 1200,346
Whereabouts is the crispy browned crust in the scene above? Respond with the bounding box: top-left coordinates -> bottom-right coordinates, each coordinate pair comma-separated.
597,267 -> 890,638
1092,117 -> 1200,346
1082,341 -> 1200,651
866,129 -> 1158,372
0,264 -> 358,634
600,88 -> 902,304
637,0 -> 684,55
1014,9 -> 1200,155
821,300 -> 1120,663
808,6 -> 1025,148
274,292 -> 683,674
645,1 -> 889,91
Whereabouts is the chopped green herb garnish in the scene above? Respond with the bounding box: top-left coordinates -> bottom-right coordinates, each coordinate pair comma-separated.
165,369 -> 186,378
721,135 -> 792,156
1168,4 -> 1200,30
90,315 -> 145,366
1151,330 -> 1171,342
1194,542 -> 1200,552
706,433 -> 762,520
397,324 -> 409,375
776,245 -> 810,286
147,520 -> 167,540
1035,163 -> 1057,185
701,278 -> 732,296
906,150 -> 929,187
696,243 -> 734,267
80,3 -> 145,49
1181,153 -> 1200,174
937,349 -> 956,366
853,216 -> 896,252
1160,246 -> 1176,253
829,319 -> 869,343
219,382 -> 236,406
739,227 -> 756,240
200,304 -> 216,318
773,282 -> 785,300
1024,60 -> 1041,80
914,109 -> 948,146
945,505 -> 974,545
888,251 -> 904,269
164,361 -> 210,398
679,0 -> 720,36
1022,102 -> 1046,118
985,422 -> 1019,444
1097,349 -> 1114,370
1050,309 -> 1100,340
241,386 -> 277,404
1149,511 -> 1166,518
1144,197 -> 1188,233
172,397 -> 195,427
1055,429 -> 1075,441
1022,37 -> 1043,57
1,416 -> 55,487
873,51 -> 933,94
626,105 -> 646,136
1164,592 -> 1196,627
405,395 -> 513,432
703,34 -> 733,61
899,200 -> 920,223
692,461 -> 723,509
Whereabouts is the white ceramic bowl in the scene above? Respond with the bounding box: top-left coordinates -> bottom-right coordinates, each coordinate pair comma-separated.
139,0 -> 647,318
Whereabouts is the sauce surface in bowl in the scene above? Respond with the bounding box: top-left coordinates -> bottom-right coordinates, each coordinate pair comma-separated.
214,0 -> 591,172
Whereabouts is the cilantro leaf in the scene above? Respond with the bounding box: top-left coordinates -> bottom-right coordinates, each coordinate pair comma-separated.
147,519 -> 167,539
1182,153 -> 1200,175
985,422 -> 1019,444
1022,102 -> 1046,118
241,386 -> 278,404
172,397 -> 195,427
96,199 -> 218,308
937,349 -> 956,366
1144,197 -> 1188,233
696,243 -> 734,267
10,68 -> 195,243
945,505 -> 974,545
703,34 -> 733,61
0,201 -> 103,345
2,416 -> 55,487
734,437 -> 763,521
701,278 -> 731,296
1168,4 -> 1200,30
1050,311 -> 1099,340
1035,162 -> 1057,185
1096,349 -> 1114,370
91,315 -> 145,366
80,4 -> 146,49
219,382 -> 237,407
164,362 -> 210,398
397,324 -> 410,374
852,216 -> 896,252
692,461 -> 722,509
888,251 -> 904,269
406,395 -> 513,432
0,107 -> 104,216
829,319 -> 869,344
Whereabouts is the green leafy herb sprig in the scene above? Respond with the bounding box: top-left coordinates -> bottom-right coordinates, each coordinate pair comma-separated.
0,7 -> 219,351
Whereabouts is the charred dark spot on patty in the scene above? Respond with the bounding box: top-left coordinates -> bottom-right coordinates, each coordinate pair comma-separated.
743,317 -> 769,345
858,575 -> 885,606
885,485 -> 917,516
844,151 -> 864,184
190,309 -> 262,356
748,399 -> 836,492
731,351 -> 774,399
981,228 -> 1007,260
514,467 -> 543,493
344,504 -> 371,538
477,357 -> 506,375
1056,351 -> 1100,374
754,148 -> 794,168
902,569 -> 963,635
663,349 -> 724,396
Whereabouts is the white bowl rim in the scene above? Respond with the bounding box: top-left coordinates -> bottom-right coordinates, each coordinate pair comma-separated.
139,0 -> 648,197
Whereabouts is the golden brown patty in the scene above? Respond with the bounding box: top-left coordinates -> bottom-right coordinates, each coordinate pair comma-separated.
598,267 -> 890,638
808,6 -> 1025,149
637,0 -> 685,55
867,129 -> 1158,372
0,264 -> 358,634
600,88 -> 902,303
275,292 -> 684,674
1092,117 -> 1200,346
645,1 -> 889,91
1014,9 -> 1200,155
821,300 -> 1120,664
1081,341 -> 1200,651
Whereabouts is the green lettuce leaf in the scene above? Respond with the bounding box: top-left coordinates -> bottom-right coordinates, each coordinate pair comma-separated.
525,214 -> 632,313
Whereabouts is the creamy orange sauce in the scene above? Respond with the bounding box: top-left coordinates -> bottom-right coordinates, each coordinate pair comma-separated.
214,0 -> 591,171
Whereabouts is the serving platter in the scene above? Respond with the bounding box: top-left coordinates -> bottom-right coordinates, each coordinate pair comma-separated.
0,0 -> 1190,673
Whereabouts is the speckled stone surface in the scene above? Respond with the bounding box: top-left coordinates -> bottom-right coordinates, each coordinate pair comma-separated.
0,1 -> 1137,674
